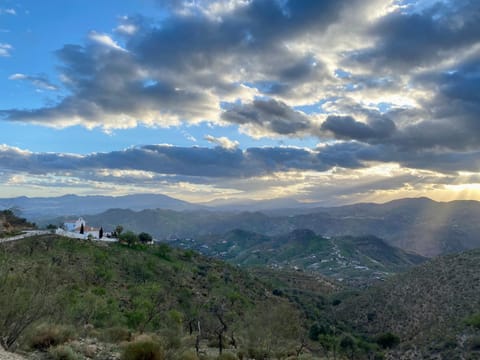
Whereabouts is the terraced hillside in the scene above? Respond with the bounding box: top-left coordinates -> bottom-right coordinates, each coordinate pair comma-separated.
189,229 -> 426,285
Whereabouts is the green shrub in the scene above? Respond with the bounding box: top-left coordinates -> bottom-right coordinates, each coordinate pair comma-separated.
121,339 -> 165,360
100,326 -> 131,343
176,350 -> 200,360
217,352 -> 238,360
465,313 -> 480,330
48,345 -> 82,360
28,324 -> 75,350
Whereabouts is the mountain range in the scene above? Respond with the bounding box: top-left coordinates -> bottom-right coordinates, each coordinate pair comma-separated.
0,193 -> 203,219
6,194 -> 480,257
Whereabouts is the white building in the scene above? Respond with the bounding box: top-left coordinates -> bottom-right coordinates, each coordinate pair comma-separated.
63,217 -> 86,232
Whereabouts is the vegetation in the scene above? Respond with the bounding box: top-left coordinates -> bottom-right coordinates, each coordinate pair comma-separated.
0,209 -> 36,237
192,229 -> 425,286
0,235 -> 314,358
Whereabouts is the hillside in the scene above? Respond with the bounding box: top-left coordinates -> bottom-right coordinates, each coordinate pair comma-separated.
335,249 -> 480,358
57,197 -> 480,257
0,235 -> 308,359
186,229 -> 426,286
0,209 -> 36,237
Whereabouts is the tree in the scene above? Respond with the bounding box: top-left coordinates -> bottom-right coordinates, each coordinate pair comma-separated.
99,227 -> 104,239
0,251 -> 57,350
115,225 -> 124,237
138,232 -> 153,244
120,231 -> 138,247
339,335 -> 356,360
80,223 -> 84,234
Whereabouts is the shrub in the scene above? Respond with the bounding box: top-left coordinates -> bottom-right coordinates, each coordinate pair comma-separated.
28,324 -> 75,350
376,332 -> 400,349
121,339 -> 165,360
48,345 -> 82,360
176,350 -> 200,360
217,352 -> 238,360
100,326 -> 131,343
465,313 -> 480,330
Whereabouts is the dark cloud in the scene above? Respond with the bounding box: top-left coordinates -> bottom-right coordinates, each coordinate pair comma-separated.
222,99 -> 312,136
321,115 -> 396,142
348,0 -> 480,70
1,0 -> 348,129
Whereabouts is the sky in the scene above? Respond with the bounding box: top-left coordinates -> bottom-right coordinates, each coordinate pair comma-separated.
0,0 -> 479,205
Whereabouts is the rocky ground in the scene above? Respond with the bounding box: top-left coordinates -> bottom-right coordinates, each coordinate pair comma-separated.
0,347 -> 27,360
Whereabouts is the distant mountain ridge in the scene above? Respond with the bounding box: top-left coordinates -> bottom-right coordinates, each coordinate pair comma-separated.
9,195 -> 480,257
0,193 -> 204,218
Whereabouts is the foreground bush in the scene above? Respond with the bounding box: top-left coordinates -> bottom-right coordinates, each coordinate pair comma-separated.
28,324 -> 75,350
100,326 -> 132,343
48,344 -> 82,360
121,339 -> 165,360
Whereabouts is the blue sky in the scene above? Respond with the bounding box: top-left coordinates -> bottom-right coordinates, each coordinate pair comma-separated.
0,0 -> 479,204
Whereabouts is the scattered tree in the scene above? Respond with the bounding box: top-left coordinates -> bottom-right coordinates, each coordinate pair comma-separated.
139,232 -> 153,244
120,231 -> 138,247
115,225 -> 124,237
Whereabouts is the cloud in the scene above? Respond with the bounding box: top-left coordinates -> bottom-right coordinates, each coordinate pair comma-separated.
0,43 -> 12,57
204,135 -> 239,149
88,31 -> 127,52
347,0 -> 480,71
9,73 -> 58,91
222,99 -> 313,137
0,8 -> 16,15
1,0 -> 480,186
321,115 -> 396,142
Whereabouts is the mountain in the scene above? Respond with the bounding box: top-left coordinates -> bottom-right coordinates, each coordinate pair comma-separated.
335,248 -> 480,358
0,193 -> 204,219
27,196 -> 480,257
185,229 -> 426,286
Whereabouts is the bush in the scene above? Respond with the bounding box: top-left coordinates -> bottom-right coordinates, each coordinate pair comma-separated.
465,313 -> 480,330
176,350 -> 200,360
217,353 -> 238,360
100,326 -> 131,343
28,324 -> 75,350
121,339 -> 165,360
376,332 -> 400,349
48,345 -> 82,360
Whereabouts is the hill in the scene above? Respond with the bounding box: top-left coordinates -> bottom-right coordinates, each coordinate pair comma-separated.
185,229 -> 426,286
75,197 -> 480,256
335,249 -> 480,358
0,209 -> 36,237
0,235 -> 309,359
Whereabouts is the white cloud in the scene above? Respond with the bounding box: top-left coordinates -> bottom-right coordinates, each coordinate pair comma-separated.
0,8 -> 16,15
88,31 -> 126,52
0,43 -> 12,57
204,135 -> 239,149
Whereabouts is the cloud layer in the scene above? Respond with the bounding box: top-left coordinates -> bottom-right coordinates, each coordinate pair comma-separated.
1,0 -> 480,202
